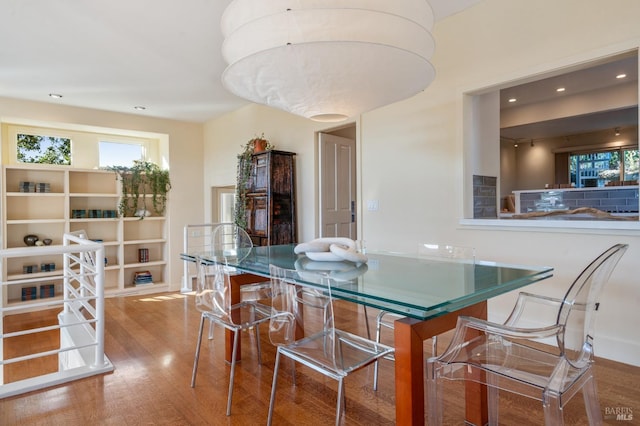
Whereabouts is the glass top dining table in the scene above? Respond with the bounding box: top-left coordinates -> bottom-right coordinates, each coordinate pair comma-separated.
183,243 -> 553,425
186,243 -> 553,320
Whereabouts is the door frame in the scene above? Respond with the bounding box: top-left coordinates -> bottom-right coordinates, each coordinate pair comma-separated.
211,185 -> 235,223
316,123 -> 360,239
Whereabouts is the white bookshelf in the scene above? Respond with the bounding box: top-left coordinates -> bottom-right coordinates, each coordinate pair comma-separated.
1,164 -> 169,306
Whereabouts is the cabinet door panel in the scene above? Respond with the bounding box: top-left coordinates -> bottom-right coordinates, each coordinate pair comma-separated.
250,196 -> 268,236
253,155 -> 268,192
271,154 -> 293,194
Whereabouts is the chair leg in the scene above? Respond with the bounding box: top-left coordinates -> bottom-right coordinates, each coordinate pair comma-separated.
291,358 -> 297,386
207,320 -> 214,340
542,390 -> 565,426
336,378 -> 344,426
362,305 -> 371,339
582,375 -> 604,425
487,375 -> 499,425
426,359 -> 444,426
226,327 -> 241,416
254,324 -> 262,364
191,315 -> 206,387
373,313 -> 384,391
267,350 -> 282,426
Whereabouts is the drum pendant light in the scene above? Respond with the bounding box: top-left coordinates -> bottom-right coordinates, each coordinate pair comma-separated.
221,0 -> 436,122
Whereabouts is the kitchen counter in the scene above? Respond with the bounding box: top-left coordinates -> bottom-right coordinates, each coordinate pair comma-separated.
512,186 -> 639,215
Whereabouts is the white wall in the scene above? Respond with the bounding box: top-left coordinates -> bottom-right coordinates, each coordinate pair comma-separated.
203,0 -> 640,366
512,138 -> 557,191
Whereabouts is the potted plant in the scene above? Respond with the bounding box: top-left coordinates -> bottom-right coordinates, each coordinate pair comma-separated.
234,134 -> 273,227
245,133 -> 272,154
109,160 -> 171,218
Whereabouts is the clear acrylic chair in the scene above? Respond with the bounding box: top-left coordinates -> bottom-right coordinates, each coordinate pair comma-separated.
186,223 -> 271,303
372,243 -> 475,390
190,254 -> 274,416
267,264 -> 395,426
210,223 -> 272,302
197,223 -> 271,340
427,243 -> 628,426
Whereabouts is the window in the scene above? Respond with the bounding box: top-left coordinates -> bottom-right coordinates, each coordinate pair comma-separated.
99,141 -> 144,168
570,147 -> 639,187
17,133 -> 71,165
623,148 -> 639,181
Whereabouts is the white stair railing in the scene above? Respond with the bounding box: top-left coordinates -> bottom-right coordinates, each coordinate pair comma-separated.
0,232 -> 114,398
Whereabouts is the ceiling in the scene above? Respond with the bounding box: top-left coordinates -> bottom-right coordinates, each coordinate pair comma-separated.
0,0 -> 482,123
500,53 -> 638,141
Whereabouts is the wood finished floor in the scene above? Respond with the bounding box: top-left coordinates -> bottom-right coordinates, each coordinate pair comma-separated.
1,291 -> 639,425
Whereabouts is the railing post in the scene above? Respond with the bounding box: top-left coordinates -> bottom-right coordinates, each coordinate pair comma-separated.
94,245 -> 106,368
63,233 -> 72,315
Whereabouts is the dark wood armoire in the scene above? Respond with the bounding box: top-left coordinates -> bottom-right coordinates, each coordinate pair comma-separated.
243,150 -> 297,246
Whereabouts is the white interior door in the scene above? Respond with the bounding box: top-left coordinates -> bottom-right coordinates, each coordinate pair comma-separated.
319,132 -> 357,238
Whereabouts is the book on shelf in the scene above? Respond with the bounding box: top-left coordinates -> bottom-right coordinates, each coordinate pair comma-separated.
40,284 -> 55,298
138,248 -> 149,263
21,286 -> 37,301
35,182 -> 51,193
134,270 -> 153,286
19,181 -> 51,193
41,262 -> 56,272
19,181 -> 35,192
23,264 -> 39,274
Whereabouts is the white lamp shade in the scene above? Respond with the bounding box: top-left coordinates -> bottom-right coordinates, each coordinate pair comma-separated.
221,0 -> 436,122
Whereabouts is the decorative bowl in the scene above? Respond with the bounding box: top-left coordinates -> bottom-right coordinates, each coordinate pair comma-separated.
24,234 -> 39,246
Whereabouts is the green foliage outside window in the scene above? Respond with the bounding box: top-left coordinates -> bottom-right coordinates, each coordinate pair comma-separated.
17,134 -> 71,165
623,149 -> 639,181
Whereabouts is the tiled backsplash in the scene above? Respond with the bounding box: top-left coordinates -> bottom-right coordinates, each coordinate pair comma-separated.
473,175 -> 497,218
517,187 -> 639,213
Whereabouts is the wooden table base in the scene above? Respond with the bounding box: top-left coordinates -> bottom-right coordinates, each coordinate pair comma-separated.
393,301 -> 488,426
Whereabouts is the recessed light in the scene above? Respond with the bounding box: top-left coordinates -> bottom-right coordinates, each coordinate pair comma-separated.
134,106 -> 147,111
616,73 -> 627,79
556,87 -> 565,92
508,98 -> 517,103
49,93 -> 63,99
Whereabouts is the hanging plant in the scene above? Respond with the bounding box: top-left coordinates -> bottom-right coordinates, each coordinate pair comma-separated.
234,134 -> 273,227
108,160 -> 171,218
